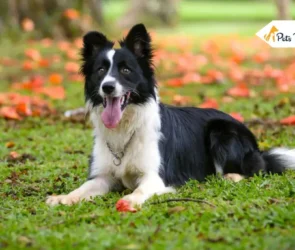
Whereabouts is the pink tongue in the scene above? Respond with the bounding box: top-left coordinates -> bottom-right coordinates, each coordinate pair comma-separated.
101,97 -> 122,128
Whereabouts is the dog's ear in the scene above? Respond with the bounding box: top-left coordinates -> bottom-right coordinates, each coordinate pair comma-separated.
82,31 -> 113,60
123,24 -> 152,59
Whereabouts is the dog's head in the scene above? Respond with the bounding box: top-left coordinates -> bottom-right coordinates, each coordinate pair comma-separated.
81,24 -> 156,129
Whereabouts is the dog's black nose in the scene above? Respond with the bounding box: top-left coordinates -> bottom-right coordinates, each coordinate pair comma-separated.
102,82 -> 115,94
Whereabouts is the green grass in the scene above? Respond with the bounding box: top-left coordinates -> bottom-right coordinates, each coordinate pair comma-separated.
102,0 -> 295,36
1,68 -> 295,250
104,0 -> 295,23
1,14 -> 295,250
178,1 -> 288,22
154,22 -> 265,36
1,107 -> 295,249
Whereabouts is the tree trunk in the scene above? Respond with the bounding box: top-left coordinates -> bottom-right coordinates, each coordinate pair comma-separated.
118,0 -> 179,29
0,0 -> 104,39
88,0 -> 104,25
275,0 -> 291,20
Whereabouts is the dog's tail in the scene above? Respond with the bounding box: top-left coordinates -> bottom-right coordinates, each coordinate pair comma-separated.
207,119 -> 295,176
262,148 -> 295,173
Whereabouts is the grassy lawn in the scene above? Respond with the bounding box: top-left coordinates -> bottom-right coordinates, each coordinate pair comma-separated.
1,3 -> 295,249
103,0 -> 295,36
1,81 -> 295,249
104,0 -> 295,22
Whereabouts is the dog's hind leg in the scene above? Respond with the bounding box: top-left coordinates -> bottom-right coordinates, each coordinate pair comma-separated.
206,119 -> 266,180
223,173 -> 245,182
46,175 -> 114,206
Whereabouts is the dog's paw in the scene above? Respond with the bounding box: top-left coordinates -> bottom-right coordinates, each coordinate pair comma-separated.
116,193 -> 145,212
224,173 -> 244,182
46,194 -> 80,206
116,199 -> 137,213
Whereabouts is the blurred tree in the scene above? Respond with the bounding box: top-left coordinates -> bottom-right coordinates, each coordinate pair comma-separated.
118,0 -> 179,28
0,0 -> 104,39
87,0 -> 104,25
275,0 -> 291,20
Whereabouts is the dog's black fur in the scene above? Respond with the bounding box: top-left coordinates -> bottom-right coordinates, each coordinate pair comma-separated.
159,106 -> 285,186
82,25 -> 157,108
82,24 -> 291,187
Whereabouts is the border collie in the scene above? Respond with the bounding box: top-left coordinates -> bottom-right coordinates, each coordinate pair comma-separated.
47,24 -> 295,211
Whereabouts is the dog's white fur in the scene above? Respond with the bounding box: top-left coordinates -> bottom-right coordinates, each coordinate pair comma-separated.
99,50 -> 123,97
46,98 -> 174,207
269,148 -> 295,169
46,50 -> 174,207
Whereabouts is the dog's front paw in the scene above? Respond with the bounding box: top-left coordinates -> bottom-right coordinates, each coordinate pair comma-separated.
116,199 -> 137,213
46,194 -> 80,206
116,192 -> 145,212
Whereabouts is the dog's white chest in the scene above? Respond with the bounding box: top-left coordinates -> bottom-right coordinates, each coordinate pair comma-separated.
88,99 -> 162,190
107,135 -> 148,189
111,163 -> 143,190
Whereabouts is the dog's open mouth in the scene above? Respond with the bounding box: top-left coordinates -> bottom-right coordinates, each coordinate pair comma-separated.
101,92 -> 131,129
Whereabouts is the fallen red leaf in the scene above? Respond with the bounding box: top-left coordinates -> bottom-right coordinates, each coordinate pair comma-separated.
165,78 -> 184,87
73,38 -> 83,48
199,98 -> 219,109
9,151 -> 20,159
221,96 -> 234,103
36,86 -> 65,100
0,93 -> 7,105
51,55 -> 61,63
230,112 -> 244,122
38,59 -> 50,68
276,77 -> 290,93
253,52 -> 269,63
49,73 -> 63,85
0,91 -> 54,120
40,38 -> 53,48
22,61 -> 34,71
263,65 -> 282,79
207,69 -> 224,83
172,95 -> 191,106
230,52 -> 245,64
116,199 -> 137,213
65,62 -> 80,73
63,8 -> 80,20
227,83 -> 250,97
0,106 -> 21,120
21,18 -> 34,32
200,76 -> 214,85
182,73 -> 201,84
228,67 -> 244,82
68,74 -> 83,82
31,95 -> 50,105
25,48 -> 41,61
280,115 -> 295,125
58,41 -> 71,51
5,141 -> 15,148
66,49 -> 80,60
30,75 -> 45,89
16,102 -> 33,116
8,93 -> 30,105
202,40 -> 219,55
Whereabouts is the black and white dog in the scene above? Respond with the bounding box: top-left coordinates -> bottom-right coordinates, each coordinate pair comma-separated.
47,24 -> 295,210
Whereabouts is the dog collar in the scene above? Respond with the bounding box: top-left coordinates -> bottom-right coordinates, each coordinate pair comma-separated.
106,131 -> 135,166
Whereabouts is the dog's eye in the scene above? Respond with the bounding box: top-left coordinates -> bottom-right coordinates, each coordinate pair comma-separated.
98,67 -> 106,76
120,67 -> 131,75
